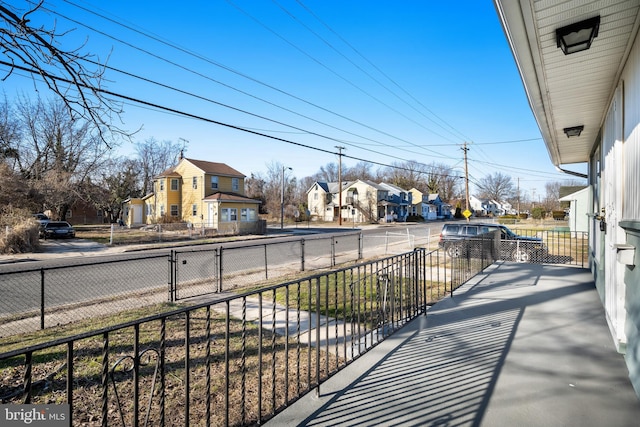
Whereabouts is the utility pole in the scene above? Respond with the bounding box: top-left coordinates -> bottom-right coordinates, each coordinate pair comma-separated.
517,177 -> 521,215
462,142 -> 470,218
336,146 -> 345,226
281,165 -> 292,230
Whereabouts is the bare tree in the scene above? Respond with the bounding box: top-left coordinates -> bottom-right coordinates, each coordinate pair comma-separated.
134,138 -> 183,194
0,162 -> 39,216
0,1 -> 128,145
380,160 -> 425,190
263,161 -> 295,218
0,96 -> 21,161
343,161 -> 374,182
477,172 -> 515,202
315,162 -> 339,182
13,96 -> 111,219
424,162 -> 462,201
88,157 -> 143,222
245,172 -> 267,214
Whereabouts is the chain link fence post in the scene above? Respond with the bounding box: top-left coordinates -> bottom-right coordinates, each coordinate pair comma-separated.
264,243 -> 268,280
217,247 -> 223,293
40,268 -> 45,330
168,250 -> 175,302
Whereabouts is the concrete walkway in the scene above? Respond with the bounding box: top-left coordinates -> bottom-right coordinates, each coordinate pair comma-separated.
268,262 -> 640,426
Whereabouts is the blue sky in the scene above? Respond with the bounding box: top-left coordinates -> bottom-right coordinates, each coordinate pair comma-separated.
2,0 -> 584,199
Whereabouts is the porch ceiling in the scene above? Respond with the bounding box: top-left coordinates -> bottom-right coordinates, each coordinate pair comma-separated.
494,0 -> 640,166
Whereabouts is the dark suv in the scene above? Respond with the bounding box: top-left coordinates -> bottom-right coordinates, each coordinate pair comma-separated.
438,222 -> 546,262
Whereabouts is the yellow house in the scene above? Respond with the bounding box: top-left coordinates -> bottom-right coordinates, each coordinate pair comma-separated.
124,157 -> 262,234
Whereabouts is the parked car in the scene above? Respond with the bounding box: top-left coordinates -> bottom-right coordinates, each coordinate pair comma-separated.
438,222 -> 546,262
33,213 -> 50,225
40,221 -> 76,239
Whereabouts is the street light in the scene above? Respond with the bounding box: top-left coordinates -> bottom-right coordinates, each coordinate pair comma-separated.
281,166 -> 292,230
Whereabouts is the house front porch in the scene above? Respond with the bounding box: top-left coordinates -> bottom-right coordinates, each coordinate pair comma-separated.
268,261 -> 640,426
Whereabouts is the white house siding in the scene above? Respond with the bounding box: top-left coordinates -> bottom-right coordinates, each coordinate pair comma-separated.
600,84 -> 627,349
559,188 -> 589,233
619,31 -> 640,396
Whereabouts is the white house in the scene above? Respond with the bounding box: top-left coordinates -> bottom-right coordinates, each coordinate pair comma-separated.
559,187 -> 590,233
469,195 -> 486,216
495,0 -> 640,397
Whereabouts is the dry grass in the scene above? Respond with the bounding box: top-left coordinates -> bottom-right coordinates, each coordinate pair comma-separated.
0,220 -> 40,254
0,302 -> 337,426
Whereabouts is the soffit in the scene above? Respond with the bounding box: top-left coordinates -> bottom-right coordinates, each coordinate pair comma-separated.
494,0 -> 640,166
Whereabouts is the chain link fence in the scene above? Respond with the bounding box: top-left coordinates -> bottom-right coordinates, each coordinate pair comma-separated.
0,225 -> 582,337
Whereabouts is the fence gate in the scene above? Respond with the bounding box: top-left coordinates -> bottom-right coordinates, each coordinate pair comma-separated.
172,248 -> 220,301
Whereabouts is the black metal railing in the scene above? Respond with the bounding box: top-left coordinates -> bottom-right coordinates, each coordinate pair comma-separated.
0,245 -> 498,426
0,228 -> 586,338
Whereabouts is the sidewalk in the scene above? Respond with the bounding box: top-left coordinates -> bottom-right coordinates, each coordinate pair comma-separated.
267,262 -> 640,426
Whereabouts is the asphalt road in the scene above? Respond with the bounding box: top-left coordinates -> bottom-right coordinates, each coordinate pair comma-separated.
0,224 -> 443,321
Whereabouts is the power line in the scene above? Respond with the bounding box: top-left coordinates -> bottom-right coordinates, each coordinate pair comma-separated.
272,0 -> 465,144
58,0 -> 452,159
295,0 -> 472,143
2,60 -> 466,181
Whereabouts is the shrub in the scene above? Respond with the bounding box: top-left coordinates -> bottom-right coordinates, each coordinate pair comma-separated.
0,219 -> 41,254
531,207 -> 545,220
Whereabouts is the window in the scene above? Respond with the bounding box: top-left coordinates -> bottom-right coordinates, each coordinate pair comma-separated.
463,226 -> 478,236
192,177 -> 198,189
159,180 -> 164,191
170,205 -> 179,217
170,179 -> 179,191
241,208 -> 256,221
232,178 -> 239,192
192,204 -> 198,216
146,204 -> 154,216
314,193 -> 318,200
160,205 -> 165,217
211,176 -> 218,190
221,208 -> 237,222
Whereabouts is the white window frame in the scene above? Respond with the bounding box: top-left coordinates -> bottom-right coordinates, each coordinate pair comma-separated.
170,179 -> 179,191
241,208 -> 256,221
159,180 -> 164,191
221,208 -> 237,222
232,177 -> 239,192
170,204 -> 179,217
192,204 -> 198,216
211,176 -> 218,190
192,177 -> 198,189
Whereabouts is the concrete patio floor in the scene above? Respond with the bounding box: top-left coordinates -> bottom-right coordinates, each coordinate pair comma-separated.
267,261 -> 640,426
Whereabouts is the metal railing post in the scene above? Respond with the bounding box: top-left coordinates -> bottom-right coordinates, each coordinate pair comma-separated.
301,238 -> 305,272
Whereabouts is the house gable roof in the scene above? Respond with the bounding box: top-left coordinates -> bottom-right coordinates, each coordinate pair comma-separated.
203,191 -> 261,204
184,158 -> 245,178
155,166 -> 181,179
